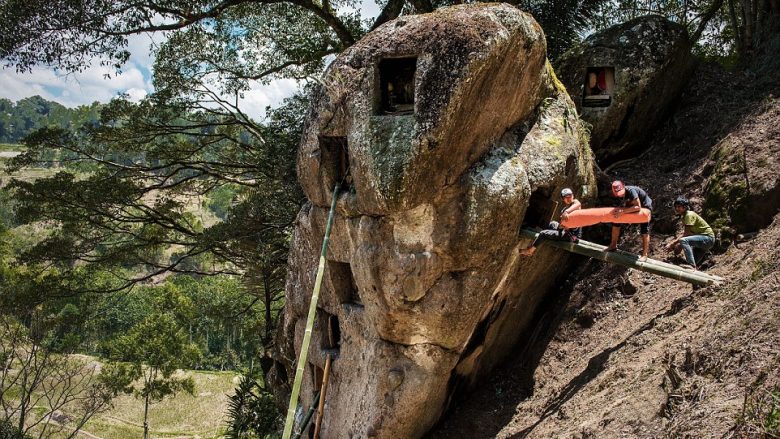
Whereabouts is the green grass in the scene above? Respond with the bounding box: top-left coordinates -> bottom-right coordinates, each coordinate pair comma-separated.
0,143 -> 25,152
6,355 -> 239,439
0,167 -> 58,185
80,370 -> 239,439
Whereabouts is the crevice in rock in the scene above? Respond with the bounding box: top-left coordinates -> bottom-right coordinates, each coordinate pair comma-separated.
319,136 -> 353,192
376,336 -> 460,355
311,361 -> 324,390
315,307 -> 343,354
327,313 -> 341,350
522,186 -> 556,228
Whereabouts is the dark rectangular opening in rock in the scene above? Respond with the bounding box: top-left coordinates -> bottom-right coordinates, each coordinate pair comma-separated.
378,57 -> 417,115
328,260 -> 362,306
328,314 -> 341,349
319,136 -> 352,190
317,308 -> 342,351
522,187 -> 555,229
311,362 -> 324,390
582,67 -> 615,107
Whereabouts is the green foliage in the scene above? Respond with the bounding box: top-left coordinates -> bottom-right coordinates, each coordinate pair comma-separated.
0,420 -> 32,439
737,387 -> 780,437
0,314 -> 122,438
588,0 -> 778,64
0,96 -> 101,144
103,284 -> 201,376
101,284 -> 201,435
225,376 -> 281,439
4,90 -> 305,298
206,184 -> 241,220
516,0 -> 605,60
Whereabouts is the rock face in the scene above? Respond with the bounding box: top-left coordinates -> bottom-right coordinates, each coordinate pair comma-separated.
703,100 -> 780,237
556,16 -> 695,165
269,4 -> 596,438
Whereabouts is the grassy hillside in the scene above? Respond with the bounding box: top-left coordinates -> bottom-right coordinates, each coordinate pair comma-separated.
76,370 -> 237,439
0,143 -> 24,152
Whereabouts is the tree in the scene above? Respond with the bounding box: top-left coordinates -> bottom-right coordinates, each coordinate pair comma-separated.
589,0 -> 780,63
0,314 -> 119,439
103,284 -> 201,439
0,96 -> 101,144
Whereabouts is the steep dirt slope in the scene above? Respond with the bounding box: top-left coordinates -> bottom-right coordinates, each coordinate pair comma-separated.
428,62 -> 780,438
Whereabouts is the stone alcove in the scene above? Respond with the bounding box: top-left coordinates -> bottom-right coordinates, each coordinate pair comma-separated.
378,57 -> 417,115
582,66 -> 615,107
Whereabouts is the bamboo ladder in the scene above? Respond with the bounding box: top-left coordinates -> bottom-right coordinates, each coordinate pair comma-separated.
519,228 -> 724,286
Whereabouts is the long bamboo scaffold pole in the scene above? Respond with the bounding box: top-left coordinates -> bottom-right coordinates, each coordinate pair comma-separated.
519,228 -> 724,286
283,183 -> 340,439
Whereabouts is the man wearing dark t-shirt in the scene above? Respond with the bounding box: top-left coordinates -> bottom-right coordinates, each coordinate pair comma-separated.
606,180 -> 653,260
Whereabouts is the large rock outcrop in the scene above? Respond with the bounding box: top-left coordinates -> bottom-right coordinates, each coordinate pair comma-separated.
703,98 -> 780,237
556,16 -> 695,165
270,4 -> 596,438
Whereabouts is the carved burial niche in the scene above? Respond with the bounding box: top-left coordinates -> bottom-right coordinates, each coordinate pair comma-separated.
319,136 -> 353,190
522,187 -> 556,229
378,57 -> 417,115
317,308 -> 342,351
327,260 -> 362,306
582,67 -> 615,107
310,361 -> 324,390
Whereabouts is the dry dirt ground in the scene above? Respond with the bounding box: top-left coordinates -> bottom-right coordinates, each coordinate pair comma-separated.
428,63 -> 780,438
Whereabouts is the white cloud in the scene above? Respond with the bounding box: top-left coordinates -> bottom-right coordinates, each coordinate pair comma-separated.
359,0 -> 382,20
239,78 -> 301,120
125,87 -> 149,102
0,32 -> 158,108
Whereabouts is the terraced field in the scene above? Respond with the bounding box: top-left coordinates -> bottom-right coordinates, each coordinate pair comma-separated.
76,370 -> 238,439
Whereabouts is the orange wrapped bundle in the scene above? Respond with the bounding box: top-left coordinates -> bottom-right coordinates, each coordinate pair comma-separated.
560,207 -> 651,229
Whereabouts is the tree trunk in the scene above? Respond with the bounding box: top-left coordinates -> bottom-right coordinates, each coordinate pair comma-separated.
17,346 -> 34,434
741,0 -> 755,58
18,373 -> 28,434
143,392 -> 150,439
263,272 -> 273,346
729,0 -> 746,60
691,0 -> 726,43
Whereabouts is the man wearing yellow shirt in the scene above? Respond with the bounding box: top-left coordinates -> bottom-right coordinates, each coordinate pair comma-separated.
665,197 -> 715,270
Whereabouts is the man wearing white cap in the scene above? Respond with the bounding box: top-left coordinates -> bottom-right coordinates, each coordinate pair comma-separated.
519,188 -> 582,256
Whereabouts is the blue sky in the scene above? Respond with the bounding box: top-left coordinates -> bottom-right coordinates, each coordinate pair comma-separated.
0,0 -> 381,120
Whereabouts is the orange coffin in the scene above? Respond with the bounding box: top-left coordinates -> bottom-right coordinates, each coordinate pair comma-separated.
560,207 -> 651,228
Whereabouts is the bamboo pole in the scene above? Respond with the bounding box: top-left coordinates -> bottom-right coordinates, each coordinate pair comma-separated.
312,354 -> 333,439
519,228 -> 723,286
283,183 -> 340,439
292,390 -> 321,439
575,238 -> 703,273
